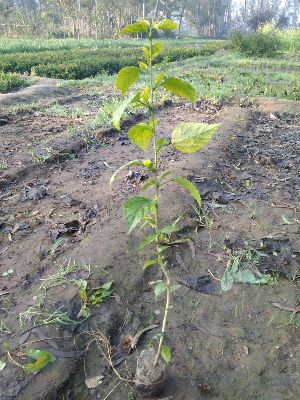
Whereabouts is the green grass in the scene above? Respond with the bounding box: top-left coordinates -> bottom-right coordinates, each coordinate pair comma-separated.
169,51 -> 300,101
0,71 -> 28,93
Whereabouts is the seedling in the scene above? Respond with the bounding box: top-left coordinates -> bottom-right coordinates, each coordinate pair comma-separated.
110,19 -> 219,367
76,279 -> 114,318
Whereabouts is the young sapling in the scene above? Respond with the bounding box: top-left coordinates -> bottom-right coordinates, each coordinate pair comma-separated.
110,18 -> 219,380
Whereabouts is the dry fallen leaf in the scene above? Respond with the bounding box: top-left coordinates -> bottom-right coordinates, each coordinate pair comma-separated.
85,375 -> 104,389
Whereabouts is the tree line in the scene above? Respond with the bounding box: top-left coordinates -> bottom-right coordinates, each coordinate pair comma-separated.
0,0 -> 299,38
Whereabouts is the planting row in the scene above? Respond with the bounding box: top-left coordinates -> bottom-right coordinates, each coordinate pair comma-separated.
0,43 -> 225,80
0,71 -> 28,93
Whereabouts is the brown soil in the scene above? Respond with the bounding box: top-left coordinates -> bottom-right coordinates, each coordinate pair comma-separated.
0,83 -> 299,400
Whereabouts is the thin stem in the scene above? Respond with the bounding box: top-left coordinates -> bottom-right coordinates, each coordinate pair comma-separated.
153,260 -> 171,366
147,27 -> 172,367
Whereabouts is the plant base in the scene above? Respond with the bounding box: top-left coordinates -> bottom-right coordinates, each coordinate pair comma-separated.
135,348 -> 167,397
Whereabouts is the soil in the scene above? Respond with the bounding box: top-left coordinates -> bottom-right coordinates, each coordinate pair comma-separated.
0,81 -> 299,400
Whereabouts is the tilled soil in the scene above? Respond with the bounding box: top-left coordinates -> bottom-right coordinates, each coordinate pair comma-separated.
0,87 -> 299,400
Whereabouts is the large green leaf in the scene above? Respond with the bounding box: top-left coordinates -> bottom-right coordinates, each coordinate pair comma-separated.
156,19 -> 178,31
116,66 -> 141,96
162,77 -> 196,103
161,345 -> 172,364
172,176 -> 202,208
112,95 -> 134,131
128,123 -> 153,151
171,122 -> 219,153
110,160 -> 142,188
24,349 -> 56,373
124,196 -> 155,233
119,20 -> 150,35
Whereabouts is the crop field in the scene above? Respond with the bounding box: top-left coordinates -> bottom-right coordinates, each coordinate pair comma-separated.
0,21 -> 299,400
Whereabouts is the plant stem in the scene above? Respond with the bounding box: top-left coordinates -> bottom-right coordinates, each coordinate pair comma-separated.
148,27 -> 171,367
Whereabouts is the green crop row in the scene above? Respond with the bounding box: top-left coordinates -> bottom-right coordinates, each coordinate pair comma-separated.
0,43 -> 225,80
0,37 -> 226,54
0,71 -> 28,93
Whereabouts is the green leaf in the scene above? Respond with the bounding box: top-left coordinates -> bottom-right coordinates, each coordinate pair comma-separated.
119,20 -> 150,35
160,225 -> 181,234
172,176 -> 202,208
162,77 -> 196,103
0,360 -> 6,372
153,42 -> 164,57
74,279 -> 87,291
112,95 -> 134,130
282,214 -> 292,225
234,269 -> 259,284
156,138 -> 168,153
221,269 -> 234,292
101,281 -> 113,290
140,86 -> 150,103
156,19 -> 178,31
110,160 -> 142,188
77,303 -> 91,319
140,233 -> 158,250
141,177 -> 156,191
171,122 -> 219,153
155,73 -> 166,86
24,349 -> 56,373
116,66 -> 141,97
88,283 -> 113,305
161,345 -> 172,364
128,123 -> 153,151
154,281 -> 167,298
138,61 -> 148,70
143,259 -> 158,270
124,196 -> 155,234
159,171 -> 172,182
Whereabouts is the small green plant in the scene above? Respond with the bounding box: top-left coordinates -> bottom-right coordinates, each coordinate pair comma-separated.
0,162 -> 9,171
110,19 -> 219,366
76,279 -> 114,318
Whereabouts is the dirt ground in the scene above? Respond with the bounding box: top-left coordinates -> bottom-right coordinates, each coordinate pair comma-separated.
0,81 -> 299,400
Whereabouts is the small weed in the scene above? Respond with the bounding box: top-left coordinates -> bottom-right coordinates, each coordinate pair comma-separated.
268,310 -> 300,329
0,320 -> 10,334
30,147 -> 75,164
44,103 -> 87,119
0,162 -> 9,170
192,204 -> 214,230
91,98 -> 125,129
30,147 -> 55,163
7,102 -> 37,115
66,126 -> 78,137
